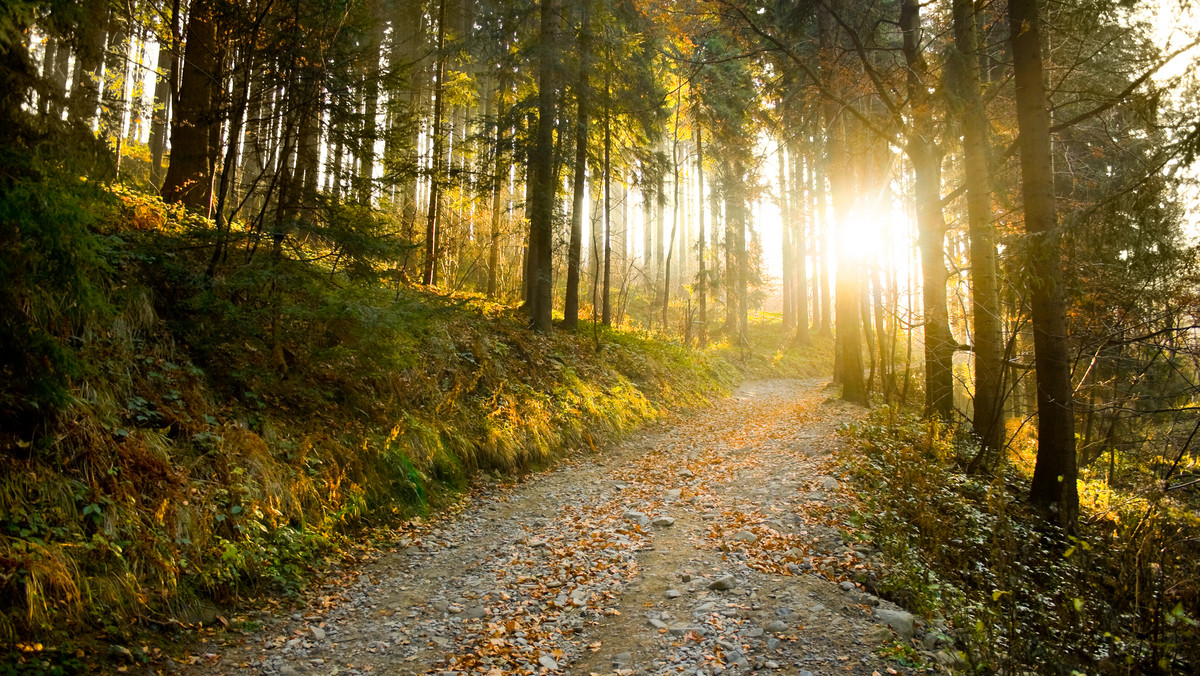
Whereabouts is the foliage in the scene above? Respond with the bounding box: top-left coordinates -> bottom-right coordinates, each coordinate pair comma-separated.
842,408 -> 1200,673
0,179 -> 754,648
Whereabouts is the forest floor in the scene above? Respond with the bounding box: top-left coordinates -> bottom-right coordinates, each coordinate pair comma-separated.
173,379 -> 947,676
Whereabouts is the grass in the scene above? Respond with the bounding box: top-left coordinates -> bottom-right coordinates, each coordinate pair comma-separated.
0,177 -> 835,670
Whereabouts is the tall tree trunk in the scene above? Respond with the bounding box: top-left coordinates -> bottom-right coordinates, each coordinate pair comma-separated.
953,0 -> 1005,462
815,148 -> 832,337
564,0 -> 591,329
487,74 -> 509,298
663,96 -> 682,333
779,142 -> 794,335
423,0 -> 449,285
602,72 -> 613,327
1010,0 -> 1079,527
68,0 -> 110,129
149,1 -> 181,185
901,0 -> 955,419
526,0 -> 557,332
696,120 -> 707,347
790,138 -> 810,344
161,0 -> 219,211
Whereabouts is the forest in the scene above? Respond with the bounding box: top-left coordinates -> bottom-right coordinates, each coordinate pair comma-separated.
2,0 -> 1200,673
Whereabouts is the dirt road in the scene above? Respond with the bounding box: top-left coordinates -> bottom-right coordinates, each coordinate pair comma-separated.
180,380 -> 935,676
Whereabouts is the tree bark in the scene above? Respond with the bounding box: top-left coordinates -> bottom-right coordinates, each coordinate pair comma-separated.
422,0 -> 449,286
953,0 -> 1005,461
696,120 -> 707,347
68,0 -> 109,129
1010,0 -> 1079,527
526,0 -> 557,332
900,0 -> 955,419
564,0 -> 591,329
149,0 -> 181,186
161,0 -> 219,212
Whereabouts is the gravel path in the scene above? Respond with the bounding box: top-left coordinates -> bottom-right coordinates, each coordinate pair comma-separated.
178,379 -> 952,676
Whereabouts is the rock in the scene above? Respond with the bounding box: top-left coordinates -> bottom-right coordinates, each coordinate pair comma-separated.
680,573 -> 692,582
708,575 -> 739,591
821,477 -> 840,491
732,531 -> 758,544
669,623 -> 704,636
867,625 -> 894,643
310,626 -> 326,640
696,601 -> 716,612
839,581 -> 855,592
464,606 -> 487,619
613,652 -> 633,666
648,618 -> 669,630
652,517 -> 676,527
433,600 -> 450,612
746,627 -> 764,638
877,608 -> 916,640
665,589 -> 682,599
665,489 -> 682,500
765,620 -> 787,632
279,667 -> 301,676
538,655 -> 559,670
358,574 -> 372,584
808,603 -> 826,613
765,661 -> 780,669
678,468 -> 694,478
766,637 -> 781,650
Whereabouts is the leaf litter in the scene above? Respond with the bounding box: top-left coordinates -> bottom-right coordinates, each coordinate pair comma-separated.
177,380 -> 948,676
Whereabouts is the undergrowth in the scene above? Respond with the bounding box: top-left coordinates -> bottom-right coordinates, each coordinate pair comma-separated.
0,162 -> 831,665
841,407 -> 1200,674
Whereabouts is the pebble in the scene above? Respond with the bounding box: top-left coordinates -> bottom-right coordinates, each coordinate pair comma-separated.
839,581 -> 855,591
765,620 -> 787,632
665,589 -> 682,599
652,516 -> 676,527
310,626 -> 326,640
732,531 -> 758,544
708,575 -> 738,591
538,655 -> 558,670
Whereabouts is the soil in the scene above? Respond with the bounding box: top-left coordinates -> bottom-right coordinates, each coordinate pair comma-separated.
174,379 -> 949,676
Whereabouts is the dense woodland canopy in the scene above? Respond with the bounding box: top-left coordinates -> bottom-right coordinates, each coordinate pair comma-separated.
3,0 -> 1200,671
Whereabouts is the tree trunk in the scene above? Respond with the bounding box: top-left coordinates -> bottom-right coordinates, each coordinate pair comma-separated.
602,72 -> 613,327
790,138 -> 810,344
564,0 -> 591,329
779,142 -> 794,335
1010,0 -> 1079,527
422,0 -> 449,285
953,0 -> 1005,462
696,120 -> 707,347
901,0 -> 955,419
149,0 -> 180,186
526,0 -> 557,332
68,0 -> 109,129
161,0 -> 219,211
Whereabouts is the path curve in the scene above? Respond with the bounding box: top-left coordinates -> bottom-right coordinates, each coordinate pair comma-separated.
180,379 -> 927,676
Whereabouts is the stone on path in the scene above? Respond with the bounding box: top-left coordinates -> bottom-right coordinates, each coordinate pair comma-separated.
765,620 -> 787,632
665,489 -> 682,500
665,589 -> 682,599
732,531 -> 758,544
538,655 -> 558,670
310,626 -> 326,640
821,476 -> 840,491
708,575 -> 738,591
